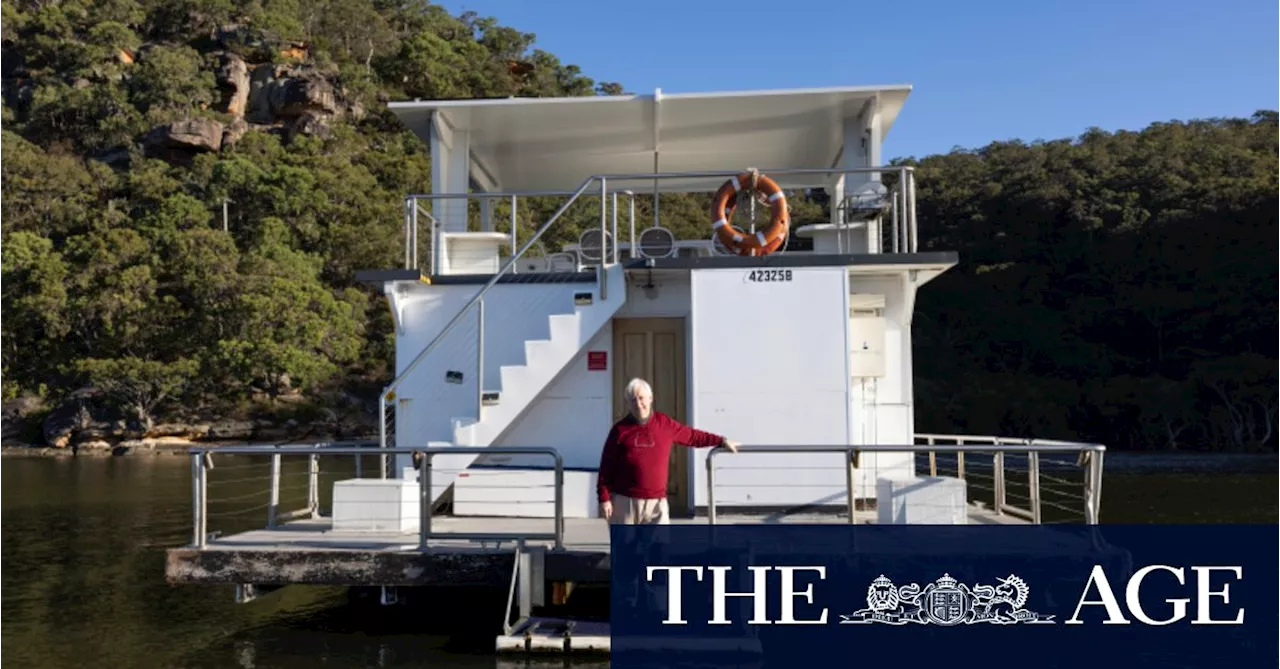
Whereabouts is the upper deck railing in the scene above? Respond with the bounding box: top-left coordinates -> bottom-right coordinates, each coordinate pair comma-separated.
401,165 -> 918,274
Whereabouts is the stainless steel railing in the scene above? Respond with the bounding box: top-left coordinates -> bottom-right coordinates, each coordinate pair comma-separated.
187,444 -> 565,552
401,165 -> 919,273
705,439 -> 1106,525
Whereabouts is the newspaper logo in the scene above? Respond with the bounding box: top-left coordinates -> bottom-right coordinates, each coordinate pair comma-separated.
840,573 -> 1056,626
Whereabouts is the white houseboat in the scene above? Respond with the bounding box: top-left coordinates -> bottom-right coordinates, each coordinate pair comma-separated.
167,83 -> 1109,654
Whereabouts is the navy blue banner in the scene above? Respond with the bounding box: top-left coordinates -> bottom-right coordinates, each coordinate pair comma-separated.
609,524 -> 1277,669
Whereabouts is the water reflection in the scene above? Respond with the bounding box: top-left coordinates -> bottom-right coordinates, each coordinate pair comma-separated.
1,453 -> 1275,669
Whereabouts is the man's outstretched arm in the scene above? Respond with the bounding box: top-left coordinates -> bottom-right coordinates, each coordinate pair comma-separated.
663,414 -> 738,451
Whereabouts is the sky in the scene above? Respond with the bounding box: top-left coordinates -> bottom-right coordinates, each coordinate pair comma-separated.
436,0 -> 1278,160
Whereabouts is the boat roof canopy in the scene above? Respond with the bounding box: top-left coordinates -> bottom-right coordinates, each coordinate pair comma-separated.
388,85 -> 911,193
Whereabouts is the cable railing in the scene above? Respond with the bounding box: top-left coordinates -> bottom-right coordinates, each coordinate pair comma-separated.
185,437 -> 1106,559
706,438 -> 1106,525
403,165 -> 919,275
186,443 -> 565,552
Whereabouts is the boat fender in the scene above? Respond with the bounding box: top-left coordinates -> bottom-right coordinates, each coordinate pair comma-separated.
710,168 -> 789,256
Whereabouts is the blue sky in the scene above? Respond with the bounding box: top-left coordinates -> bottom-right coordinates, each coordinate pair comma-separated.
437,0 -> 1277,160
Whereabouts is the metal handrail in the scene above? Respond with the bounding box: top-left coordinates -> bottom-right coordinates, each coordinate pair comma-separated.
187,445 -> 565,552
403,164 -> 918,271
704,440 -> 1106,526
915,434 -> 1107,525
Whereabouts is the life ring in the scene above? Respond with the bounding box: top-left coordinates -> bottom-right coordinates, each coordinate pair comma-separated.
710,170 -> 789,256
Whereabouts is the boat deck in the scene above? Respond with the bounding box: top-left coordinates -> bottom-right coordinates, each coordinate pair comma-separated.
165,506 -> 1025,587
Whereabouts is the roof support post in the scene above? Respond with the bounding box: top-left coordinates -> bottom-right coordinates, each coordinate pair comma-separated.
429,111 -> 471,236
831,96 -> 882,254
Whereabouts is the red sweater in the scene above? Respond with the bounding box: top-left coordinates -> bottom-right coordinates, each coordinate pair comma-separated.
597,412 -> 724,502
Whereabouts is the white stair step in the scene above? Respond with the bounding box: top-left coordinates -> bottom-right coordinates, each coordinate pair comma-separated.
500,365 -> 532,398
524,339 -> 554,367
547,313 -> 581,344
451,417 -> 479,446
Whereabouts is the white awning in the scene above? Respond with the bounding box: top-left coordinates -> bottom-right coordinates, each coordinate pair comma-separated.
388,85 -> 911,193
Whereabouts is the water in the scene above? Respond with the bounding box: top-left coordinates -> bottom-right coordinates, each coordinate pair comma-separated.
2,453 -> 1275,669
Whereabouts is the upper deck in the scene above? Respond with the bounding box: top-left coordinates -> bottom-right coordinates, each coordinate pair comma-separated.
381,85 -> 928,278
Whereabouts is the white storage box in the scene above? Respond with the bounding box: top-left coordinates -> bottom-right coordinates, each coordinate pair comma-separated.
876,476 -> 968,525
332,478 -> 420,532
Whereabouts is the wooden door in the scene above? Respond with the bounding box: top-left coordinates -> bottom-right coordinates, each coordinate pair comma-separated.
612,318 -> 690,514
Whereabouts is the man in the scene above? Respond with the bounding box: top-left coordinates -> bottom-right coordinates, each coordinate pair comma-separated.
597,378 -> 740,524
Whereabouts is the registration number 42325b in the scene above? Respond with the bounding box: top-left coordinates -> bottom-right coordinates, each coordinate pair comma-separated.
745,269 -> 794,282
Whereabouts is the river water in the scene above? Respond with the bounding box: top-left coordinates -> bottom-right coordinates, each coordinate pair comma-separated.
2,453 -> 1275,669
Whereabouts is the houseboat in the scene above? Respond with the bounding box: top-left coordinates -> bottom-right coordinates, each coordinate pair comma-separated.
165,84 -> 1108,654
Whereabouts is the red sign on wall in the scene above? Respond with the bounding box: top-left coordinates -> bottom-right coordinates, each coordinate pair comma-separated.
587,351 -> 607,371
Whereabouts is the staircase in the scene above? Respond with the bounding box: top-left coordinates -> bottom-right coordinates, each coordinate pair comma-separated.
421,264 -> 627,503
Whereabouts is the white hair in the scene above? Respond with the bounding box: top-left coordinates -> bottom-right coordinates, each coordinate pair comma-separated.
624,377 -> 652,398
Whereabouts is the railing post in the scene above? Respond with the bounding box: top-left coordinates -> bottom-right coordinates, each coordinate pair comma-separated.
411,196 -> 419,270
191,453 -> 205,548
599,177 -> 608,266
477,299 -> 485,417
404,198 -> 412,269
427,205 -> 437,276
308,451 -> 320,519
891,196 -> 899,253
1092,450 -> 1104,524
845,446 -> 856,524
994,447 -> 1005,516
706,450 -> 718,525
510,195 -> 518,274
900,168 -> 909,252
199,454 -> 208,545
1028,451 -> 1041,524
268,450 -> 281,529
908,169 -> 918,253
628,193 -> 636,259
1083,449 -> 1104,525
554,454 -> 564,551
378,393 -> 390,479
419,453 -> 432,552
611,191 -> 619,265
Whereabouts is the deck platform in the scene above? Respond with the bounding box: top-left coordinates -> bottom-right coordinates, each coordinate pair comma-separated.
165,506 -> 1025,587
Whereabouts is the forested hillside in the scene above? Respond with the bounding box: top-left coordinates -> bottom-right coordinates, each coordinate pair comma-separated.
1,0 -> 1275,452
0,0 -> 626,446
908,114 -> 1278,451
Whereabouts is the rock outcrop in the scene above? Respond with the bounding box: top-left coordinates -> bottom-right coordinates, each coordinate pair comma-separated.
136,27 -> 362,164
144,117 -> 225,160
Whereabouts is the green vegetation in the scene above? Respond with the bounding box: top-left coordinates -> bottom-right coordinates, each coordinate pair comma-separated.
908,114 -> 1278,451
1,0 -> 1274,451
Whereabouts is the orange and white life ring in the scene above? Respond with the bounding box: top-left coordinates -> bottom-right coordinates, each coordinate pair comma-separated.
710,170 -> 789,256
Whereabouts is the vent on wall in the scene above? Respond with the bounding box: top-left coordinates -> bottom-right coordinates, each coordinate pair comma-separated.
637,226 -> 676,258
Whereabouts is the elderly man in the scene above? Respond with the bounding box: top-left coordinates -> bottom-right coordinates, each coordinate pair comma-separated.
597,377 -> 740,524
